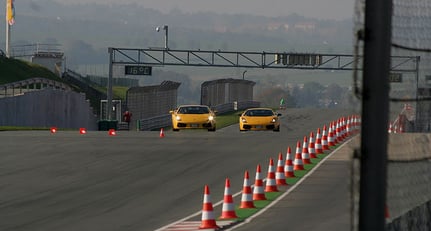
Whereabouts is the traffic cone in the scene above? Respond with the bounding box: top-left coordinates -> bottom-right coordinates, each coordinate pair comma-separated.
79,127 -> 87,134
284,147 -> 295,178
159,128 -> 165,138
219,178 -> 238,219
333,121 -> 340,144
341,117 -> 347,139
50,127 -> 57,133
275,152 -> 287,185
199,185 -> 219,229
301,136 -> 311,164
293,141 -> 304,170
355,115 -> 361,132
388,122 -> 393,133
240,170 -> 255,208
322,125 -> 329,151
108,129 -> 116,136
353,115 -> 358,133
253,165 -> 266,201
264,158 -> 278,192
328,124 -> 336,147
315,128 -> 323,154
308,132 -> 317,159
345,116 -> 352,137
342,117 -> 348,138
334,120 -> 341,143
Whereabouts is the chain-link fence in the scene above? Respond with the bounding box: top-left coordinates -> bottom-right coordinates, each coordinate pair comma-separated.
352,0 -> 431,230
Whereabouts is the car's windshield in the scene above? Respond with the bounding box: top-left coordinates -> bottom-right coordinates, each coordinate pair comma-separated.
245,109 -> 274,116
178,106 -> 210,114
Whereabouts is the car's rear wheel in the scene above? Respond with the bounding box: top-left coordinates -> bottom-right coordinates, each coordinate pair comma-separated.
208,127 -> 216,132
273,126 -> 280,132
172,128 -> 179,132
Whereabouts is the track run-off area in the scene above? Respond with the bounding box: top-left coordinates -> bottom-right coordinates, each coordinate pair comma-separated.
0,108 -> 357,231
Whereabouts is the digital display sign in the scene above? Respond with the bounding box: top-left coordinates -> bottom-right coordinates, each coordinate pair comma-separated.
125,65 -> 152,76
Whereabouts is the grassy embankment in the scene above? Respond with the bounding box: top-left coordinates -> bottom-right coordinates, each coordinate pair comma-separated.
0,57 -> 129,131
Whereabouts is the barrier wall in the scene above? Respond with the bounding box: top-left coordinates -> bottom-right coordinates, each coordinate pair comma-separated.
386,133 -> 431,230
0,89 -> 97,129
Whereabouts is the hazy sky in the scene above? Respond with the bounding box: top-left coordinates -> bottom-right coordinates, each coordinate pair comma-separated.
54,0 -> 355,20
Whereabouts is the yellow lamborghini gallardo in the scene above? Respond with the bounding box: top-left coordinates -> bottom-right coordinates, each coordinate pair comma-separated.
170,105 -> 216,131
239,108 -> 281,132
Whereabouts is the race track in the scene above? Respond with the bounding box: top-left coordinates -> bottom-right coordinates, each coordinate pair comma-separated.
0,108 -> 354,231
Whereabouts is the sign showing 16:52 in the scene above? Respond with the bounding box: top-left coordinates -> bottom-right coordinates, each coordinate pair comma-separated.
124,65 -> 152,76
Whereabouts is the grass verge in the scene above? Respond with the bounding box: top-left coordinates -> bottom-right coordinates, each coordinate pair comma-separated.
217,147 -> 340,222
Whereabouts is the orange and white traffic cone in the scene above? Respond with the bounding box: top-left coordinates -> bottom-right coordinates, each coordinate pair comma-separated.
219,178 -> 238,219
328,124 -> 336,147
308,132 -> 317,159
275,152 -> 287,185
344,117 -> 350,136
293,141 -> 304,170
199,185 -> 219,229
333,120 -> 340,144
352,115 -> 358,134
252,165 -> 266,201
301,136 -> 311,164
284,146 -> 295,178
240,170 -> 255,208
159,128 -> 165,138
315,128 -> 323,154
355,115 -> 361,132
322,125 -> 330,151
342,117 -> 347,139
264,158 -> 279,192
345,116 -> 352,137
388,122 -> 393,133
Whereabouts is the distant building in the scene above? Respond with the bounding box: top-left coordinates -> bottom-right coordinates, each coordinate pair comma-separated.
31,51 -> 64,76
201,78 -> 255,107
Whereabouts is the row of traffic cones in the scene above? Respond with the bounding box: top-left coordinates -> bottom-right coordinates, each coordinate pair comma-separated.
50,127 -> 117,136
199,114 -> 361,229
199,155 -> 294,229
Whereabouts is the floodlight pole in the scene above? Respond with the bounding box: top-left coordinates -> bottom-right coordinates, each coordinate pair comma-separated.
164,25 -> 168,49
5,20 -> 10,57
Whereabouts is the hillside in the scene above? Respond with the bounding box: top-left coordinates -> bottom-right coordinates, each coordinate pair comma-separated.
0,56 -> 61,85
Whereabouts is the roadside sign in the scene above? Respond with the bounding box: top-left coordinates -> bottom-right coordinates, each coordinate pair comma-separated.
389,73 -> 402,82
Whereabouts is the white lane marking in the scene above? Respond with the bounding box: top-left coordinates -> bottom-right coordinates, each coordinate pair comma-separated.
155,139 -> 352,231
225,139 -> 352,230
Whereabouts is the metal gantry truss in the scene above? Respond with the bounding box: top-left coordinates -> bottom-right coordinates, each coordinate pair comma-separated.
106,47 -> 420,120
109,47 -> 419,72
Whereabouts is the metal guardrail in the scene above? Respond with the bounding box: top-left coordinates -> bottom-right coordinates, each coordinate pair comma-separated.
138,114 -> 171,131
212,101 -> 260,114
137,101 -> 261,131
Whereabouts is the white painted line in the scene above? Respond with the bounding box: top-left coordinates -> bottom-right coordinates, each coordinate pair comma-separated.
155,139 -> 353,231
225,139 -> 352,230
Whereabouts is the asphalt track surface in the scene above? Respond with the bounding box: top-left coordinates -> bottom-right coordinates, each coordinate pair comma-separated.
0,108 -> 354,231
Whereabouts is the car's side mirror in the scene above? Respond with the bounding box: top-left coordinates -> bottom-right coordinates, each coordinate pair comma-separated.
169,110 -> 174,114
277,113 -> 282,117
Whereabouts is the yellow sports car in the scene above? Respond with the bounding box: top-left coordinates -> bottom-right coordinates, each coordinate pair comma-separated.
239,108 -> 281,132
170,105 -> 217,131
